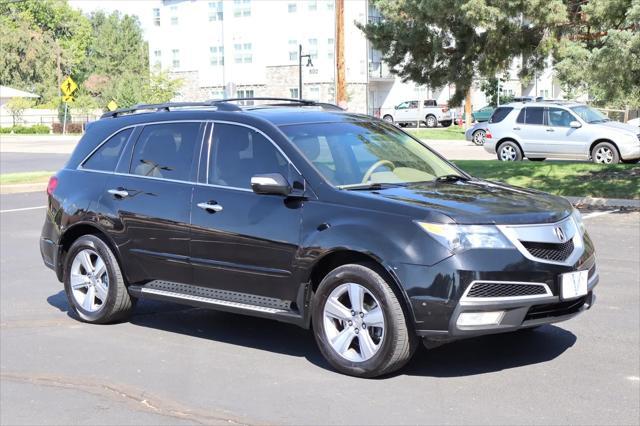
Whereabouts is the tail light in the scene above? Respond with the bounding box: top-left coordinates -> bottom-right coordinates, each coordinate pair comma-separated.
47,176 -> 58,196
441,107 -> 449,113
485,131 -> 493,139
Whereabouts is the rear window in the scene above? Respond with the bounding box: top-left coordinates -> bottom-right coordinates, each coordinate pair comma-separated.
488,107 -> 513,123
524,107 -> 545,125
82,128 -> 132,172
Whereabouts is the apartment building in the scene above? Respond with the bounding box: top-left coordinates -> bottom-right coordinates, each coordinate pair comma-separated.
140,0 -> 564,115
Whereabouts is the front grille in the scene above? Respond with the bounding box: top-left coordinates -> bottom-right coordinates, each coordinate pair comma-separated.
524,295 -> 587,321
521,239 -> 574,262
466,282 -> 548,298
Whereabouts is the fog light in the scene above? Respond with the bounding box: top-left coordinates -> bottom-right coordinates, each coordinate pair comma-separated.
457,311 -> 505,327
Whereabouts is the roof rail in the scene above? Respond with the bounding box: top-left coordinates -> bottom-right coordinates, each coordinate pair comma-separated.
100,100 -> 242,119
216,97 -> 344,110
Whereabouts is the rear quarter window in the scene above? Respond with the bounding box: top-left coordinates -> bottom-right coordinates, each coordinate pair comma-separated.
488,107 -> 513,123
82,128 -> 132,171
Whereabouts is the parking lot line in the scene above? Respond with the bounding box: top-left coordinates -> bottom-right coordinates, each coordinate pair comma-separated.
582,209 -> 620,220
0,205 -> 47,214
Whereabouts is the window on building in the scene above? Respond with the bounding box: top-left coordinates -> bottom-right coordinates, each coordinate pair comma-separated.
130,123 -> 202,181
288,39 -> 298,62
327,38 -> 334,60
153,49 -> 162,67
208,1 -> 223,21
237,89 -> 255,106
210,46 -> 224,66
153,8 -> 160,26
308,86 -> 320,101
209,124 -> 289,189
234,43 -> 252,64
172,49 -> 180,68
308,0 -> 317,11
170,5 -> 178,25
539,89 -> 550,98
82,128 -> 132,172
288,2 -> 297,12
289,88 -> 299,99
233,0 -> 251,17
209,89 -> 225,99
327,0 -> 334,10
308,38 -> 318,60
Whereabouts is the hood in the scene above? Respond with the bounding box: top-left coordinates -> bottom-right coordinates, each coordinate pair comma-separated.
595,121 -> 638,134
359,179 -> 572,225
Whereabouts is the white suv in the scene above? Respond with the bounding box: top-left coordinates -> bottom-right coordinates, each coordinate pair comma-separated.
381,100 -> 453,128
484,102 -> 640,164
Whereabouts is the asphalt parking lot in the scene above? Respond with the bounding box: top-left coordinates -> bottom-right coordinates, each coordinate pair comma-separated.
1,191 -> 638,425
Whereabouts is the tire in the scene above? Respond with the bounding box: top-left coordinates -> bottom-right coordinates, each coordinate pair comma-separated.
471,129 -> 486,146
382,115 -> 394,123
312,263 -> 417,378
528,157 -> 546,161
425,115 -> 437,128
441,120 -> 452,127
497,141 -> 523,161
63,234 -> 135,324
591,141 -> 620,164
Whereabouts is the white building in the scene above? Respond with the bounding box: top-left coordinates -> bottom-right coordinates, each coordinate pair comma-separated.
139,0 -> 564,115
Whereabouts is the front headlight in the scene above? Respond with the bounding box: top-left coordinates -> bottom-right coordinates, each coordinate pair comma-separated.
571,208 -> 585,234
416,222 -> 513,254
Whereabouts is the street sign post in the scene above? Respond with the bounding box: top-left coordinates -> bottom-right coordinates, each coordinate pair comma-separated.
60,76 -> 78,135
107,100 -> 118,111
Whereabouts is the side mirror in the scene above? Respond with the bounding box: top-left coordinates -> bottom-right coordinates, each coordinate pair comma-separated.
569,121 -> 582,129
394,105 -> 399,110
251,173 -> 291,196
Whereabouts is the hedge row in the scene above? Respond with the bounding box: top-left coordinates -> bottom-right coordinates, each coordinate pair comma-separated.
0,124 -> 51,134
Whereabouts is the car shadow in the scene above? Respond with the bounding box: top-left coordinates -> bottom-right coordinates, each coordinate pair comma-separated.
47,291 -> 577,378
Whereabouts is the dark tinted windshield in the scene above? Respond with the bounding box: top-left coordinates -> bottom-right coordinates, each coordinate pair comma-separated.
280,121 -> 460,187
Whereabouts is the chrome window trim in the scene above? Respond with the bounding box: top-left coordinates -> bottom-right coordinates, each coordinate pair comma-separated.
497,215 -> 585,266
460,280 -> 553,303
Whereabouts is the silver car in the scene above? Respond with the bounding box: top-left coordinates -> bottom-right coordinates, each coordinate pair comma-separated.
465,121 -> 489,145
484,102 -> 640,164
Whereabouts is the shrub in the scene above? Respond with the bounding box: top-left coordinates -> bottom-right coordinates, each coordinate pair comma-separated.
0,125 -> 51,134
51,122 -> 84,134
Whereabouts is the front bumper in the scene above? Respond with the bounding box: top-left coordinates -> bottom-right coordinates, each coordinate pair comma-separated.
618,141 -> 640,160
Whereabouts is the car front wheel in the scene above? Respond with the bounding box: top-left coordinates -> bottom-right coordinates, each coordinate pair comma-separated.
498,141 -> 523,161
64,235 -> 135,323
592,142 -> 620,164
312,263 -> 417,378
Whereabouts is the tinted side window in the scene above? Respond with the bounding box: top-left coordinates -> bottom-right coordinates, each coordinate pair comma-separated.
524,107 -> 545,125
129,122 -> 201,181
423,100 -> 436,107
516,109 -> 526,124
83,128 -> 132,171
489,107 -> 513,123
209,124 -> 289,189
548,108 -> 575,127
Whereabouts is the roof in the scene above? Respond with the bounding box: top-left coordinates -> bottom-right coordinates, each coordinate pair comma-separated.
504,100 -> 584,108
0,86 -> 39,99
244,106 -> 371,126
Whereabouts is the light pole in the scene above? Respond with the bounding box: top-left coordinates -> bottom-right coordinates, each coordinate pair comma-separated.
298,44 -> 313,100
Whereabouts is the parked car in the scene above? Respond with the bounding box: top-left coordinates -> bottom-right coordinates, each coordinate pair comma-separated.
41,98 -> 598,378
465,121 -> 489,145
627,117 -> 640,128
471,105 -> 494,122
484,102 -> 640,164
381,99 -> 453,128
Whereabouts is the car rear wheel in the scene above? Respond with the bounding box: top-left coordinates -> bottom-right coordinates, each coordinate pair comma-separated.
382,115 -> 394,123
425,115 -> 437,128
312,263 -> 417,378
64,235 -> 135,323
591,142 -> 620,164
498,141 -> 523,161
472,129 -> 486,146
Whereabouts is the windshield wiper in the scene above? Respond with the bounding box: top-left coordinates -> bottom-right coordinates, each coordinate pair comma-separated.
435,174 -> 470,183
339,182 -> 407,191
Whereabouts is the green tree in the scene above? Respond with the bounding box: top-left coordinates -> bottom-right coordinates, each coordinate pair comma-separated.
5,98 -> 34,126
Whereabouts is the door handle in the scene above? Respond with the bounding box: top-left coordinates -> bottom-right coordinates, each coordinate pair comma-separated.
108,188 -> 129,198
197,201 -> 223,213
513,127 -> 521,131
546,128 -> 555,132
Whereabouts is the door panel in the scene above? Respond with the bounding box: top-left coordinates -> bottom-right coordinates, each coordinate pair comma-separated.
517,107 -> 548,155
544,107 -> 590,158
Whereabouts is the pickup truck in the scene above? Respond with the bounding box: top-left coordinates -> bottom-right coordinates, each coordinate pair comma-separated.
381,100 -> 453,128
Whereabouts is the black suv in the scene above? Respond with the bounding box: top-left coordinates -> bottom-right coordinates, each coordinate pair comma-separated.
40,98 -> 598,377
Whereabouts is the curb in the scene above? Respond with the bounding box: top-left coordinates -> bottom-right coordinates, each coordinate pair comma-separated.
0,183 -> 46,195
565,196 -> 640,209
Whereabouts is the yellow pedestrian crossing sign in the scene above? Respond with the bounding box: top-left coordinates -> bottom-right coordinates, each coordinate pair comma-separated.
107,100 -> 118,111
63,94 -> 75,103
61,76 -> 78,96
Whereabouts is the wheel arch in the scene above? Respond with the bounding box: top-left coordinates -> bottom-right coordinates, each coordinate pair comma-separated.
589,138 -> 620,157
496,137 -> 523,154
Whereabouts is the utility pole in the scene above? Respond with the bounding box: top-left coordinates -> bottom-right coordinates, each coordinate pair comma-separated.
298,44 -> 313,100
335,0 -> 346,108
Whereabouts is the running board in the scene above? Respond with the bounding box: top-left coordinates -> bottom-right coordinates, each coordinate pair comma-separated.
128,280 -> 304,325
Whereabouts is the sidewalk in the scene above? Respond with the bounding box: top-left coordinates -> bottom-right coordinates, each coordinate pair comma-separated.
0,134 -> 81,154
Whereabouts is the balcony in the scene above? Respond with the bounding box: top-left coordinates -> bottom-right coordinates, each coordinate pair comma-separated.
368,61 -> 394,80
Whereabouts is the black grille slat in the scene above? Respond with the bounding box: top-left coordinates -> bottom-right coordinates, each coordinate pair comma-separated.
521,239 -> 574,262
524,296 -> 587,321
466,282 -> 547,298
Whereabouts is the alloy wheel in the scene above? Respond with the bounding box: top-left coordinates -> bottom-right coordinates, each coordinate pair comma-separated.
426,116 -> 437,127
473,130 -> 486,145
323,283 -> 385,362
69,249 -> 109,312
595,147 -> 614,164
500,145 -> 517,161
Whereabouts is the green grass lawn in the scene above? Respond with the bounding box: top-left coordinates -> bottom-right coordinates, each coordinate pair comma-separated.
0,171 -> 54,185
453,160 -> 640,199
406,126 -> 466,140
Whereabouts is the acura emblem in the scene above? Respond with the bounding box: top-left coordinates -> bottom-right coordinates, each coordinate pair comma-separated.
554,226 -> 566,242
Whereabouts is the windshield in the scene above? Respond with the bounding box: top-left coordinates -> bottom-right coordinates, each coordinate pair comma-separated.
280,121 -> 463,188
570,105 -> 609,123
